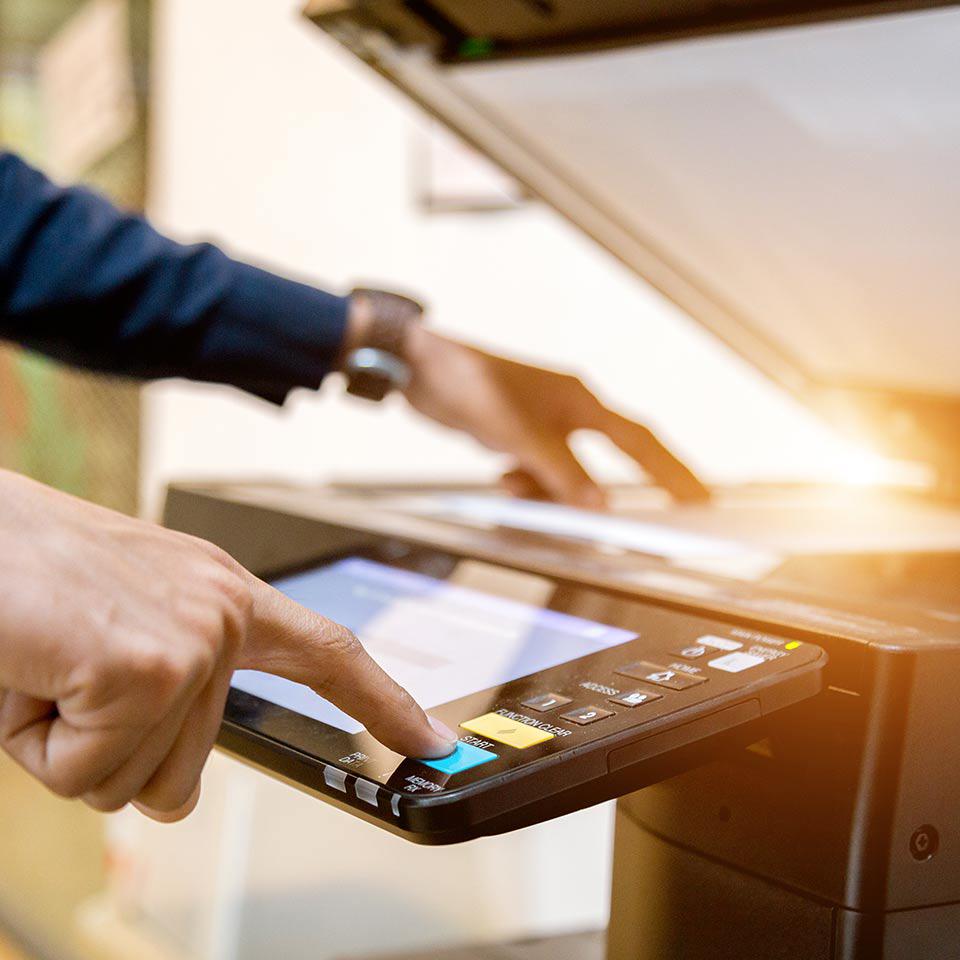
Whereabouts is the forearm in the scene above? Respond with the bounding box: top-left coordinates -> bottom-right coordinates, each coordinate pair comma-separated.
0,153 -> 349,403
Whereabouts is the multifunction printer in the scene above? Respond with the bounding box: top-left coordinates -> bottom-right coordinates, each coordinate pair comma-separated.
168,3 -> 960,957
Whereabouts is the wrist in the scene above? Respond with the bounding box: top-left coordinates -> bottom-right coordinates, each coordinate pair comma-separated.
403,321 -> 434,371
337,292 -> 375,370
340,287 -> 426,401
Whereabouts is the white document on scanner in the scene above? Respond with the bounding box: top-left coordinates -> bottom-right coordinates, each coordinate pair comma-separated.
398,494 -> 783,579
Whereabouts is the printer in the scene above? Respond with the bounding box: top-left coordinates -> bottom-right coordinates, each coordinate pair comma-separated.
164,2 -> 960,957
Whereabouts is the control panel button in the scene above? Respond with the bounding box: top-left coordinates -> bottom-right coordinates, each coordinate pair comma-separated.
355,779 -> 380,807
698,635 -> 742,652
672,644 -> 708,660
521,692 -> 573,713
323,765 -> 348,793
708,652 -> 767,673
560,705 -> 615,725
460,713 -> 554,749
616,661 -> 707,690
609,690 -> 663,708
422,741 -> 498,775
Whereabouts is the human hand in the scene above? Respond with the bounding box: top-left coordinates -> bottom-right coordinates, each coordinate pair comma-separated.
0,471 -> 455,822
402,328 -> 709,508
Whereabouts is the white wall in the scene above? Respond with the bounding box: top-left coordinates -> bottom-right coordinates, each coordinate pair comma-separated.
141,1 -> 890,955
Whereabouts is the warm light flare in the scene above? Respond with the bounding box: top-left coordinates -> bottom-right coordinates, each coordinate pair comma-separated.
809,439 -> 931,490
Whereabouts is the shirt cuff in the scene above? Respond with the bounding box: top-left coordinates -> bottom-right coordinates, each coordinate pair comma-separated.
195,261 -> 350,404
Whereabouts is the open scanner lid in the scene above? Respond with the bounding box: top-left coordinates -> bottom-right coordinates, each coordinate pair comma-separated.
305,1 -> 960,491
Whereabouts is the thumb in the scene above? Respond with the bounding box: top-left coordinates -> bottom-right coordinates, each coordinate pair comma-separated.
238,576 -> 457,760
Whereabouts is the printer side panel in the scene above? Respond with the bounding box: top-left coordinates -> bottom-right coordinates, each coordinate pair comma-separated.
609,641 -> 960,958
610,641 -> 883,903
883,645 -> 960,910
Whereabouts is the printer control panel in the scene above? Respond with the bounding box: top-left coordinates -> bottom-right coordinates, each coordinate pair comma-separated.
386,627 -> 815,797
222,540 -> 825,842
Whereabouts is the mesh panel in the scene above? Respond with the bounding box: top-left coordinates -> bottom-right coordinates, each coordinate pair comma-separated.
0,347 -> 140,514
0,0 -> 151,514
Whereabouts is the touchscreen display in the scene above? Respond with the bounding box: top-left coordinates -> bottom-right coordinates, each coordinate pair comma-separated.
231,557 -> 635,734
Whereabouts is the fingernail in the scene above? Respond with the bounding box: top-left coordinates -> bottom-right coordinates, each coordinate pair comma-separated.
429,715 -> 458,744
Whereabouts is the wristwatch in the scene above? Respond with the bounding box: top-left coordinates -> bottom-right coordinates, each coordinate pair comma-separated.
342,288 -> 425,402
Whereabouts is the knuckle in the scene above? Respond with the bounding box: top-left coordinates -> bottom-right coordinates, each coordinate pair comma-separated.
218,572 -> 254,632
328,620 -> 358,646
188,641 -> 218,685
44,765 -> 94,800
633,423 -> 655,444
184,534 -> 226,559
184,560 -> 252,654
563,372 -> 589,394
393,685 -> 419,714
126,644 -> 210,703
156,805 -> 193,824
560,373 -> 600,415
194,537 -> 243,574
129,646 -> 184,686
226,574 -> 254,618
139,779 -> 201,815
198,571 -> 251,662
83,791 -> 129,814
171,781 -> 201,810
322,621 -> 362,661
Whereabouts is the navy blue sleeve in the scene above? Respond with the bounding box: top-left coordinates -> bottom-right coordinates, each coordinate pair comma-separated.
0,152 -> 349,403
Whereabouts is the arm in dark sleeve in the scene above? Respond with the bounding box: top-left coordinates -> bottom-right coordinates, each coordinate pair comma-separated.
0,152 -> 349,403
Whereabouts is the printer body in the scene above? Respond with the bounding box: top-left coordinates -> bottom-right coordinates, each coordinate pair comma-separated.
165,480 -> 960,959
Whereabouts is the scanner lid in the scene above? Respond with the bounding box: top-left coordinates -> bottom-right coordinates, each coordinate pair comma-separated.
306,2 -> 960,490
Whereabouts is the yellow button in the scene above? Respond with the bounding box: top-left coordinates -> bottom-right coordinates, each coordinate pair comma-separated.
460,713 -> 554,749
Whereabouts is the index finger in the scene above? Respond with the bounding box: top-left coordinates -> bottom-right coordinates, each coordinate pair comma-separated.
239,579 -> 457,760
589,408 -> 710,503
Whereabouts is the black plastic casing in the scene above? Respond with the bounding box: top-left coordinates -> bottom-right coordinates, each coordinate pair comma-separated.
306,0 -> 960,62
609,627 -> 960,959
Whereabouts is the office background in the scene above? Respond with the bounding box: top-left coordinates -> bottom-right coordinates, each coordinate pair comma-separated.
0,1 -> 892,958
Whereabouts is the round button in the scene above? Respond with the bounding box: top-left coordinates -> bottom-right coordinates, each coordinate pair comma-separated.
910,825 -> 939,862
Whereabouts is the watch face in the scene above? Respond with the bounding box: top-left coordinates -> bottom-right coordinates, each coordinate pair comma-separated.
346,369 -> 392,402
344,348 -> 410,402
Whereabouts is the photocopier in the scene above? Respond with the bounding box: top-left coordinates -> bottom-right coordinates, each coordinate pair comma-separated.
164,2 -> 960,957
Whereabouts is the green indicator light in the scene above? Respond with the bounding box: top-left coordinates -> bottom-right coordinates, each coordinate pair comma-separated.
459,36 -> 495,59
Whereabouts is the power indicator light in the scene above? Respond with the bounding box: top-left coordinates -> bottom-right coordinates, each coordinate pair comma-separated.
459,37 -> 495,59
785,642 -> 801,650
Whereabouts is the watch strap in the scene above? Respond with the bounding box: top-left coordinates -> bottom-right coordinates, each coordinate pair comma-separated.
343,288 -> 425,401
350,287 -> 424,360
